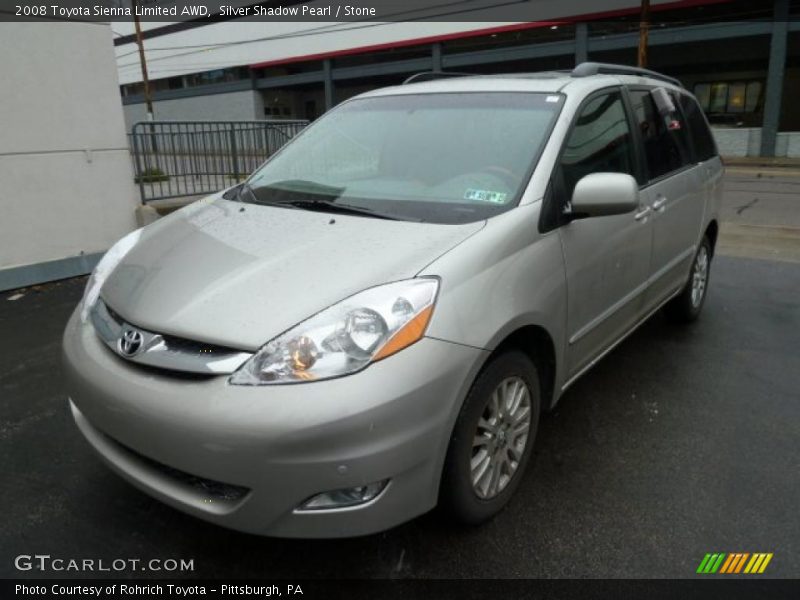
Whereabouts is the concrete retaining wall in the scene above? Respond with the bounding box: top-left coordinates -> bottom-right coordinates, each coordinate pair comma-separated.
712,127 -> 800,158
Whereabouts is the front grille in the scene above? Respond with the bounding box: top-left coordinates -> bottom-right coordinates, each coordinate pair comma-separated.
104,301 -> 242,358
91,298 -> 253,375
160,333 -> 244,360
115,360 -> 218,381
106,434 -> 250,502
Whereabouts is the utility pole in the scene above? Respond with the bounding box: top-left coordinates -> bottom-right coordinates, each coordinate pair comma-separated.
131,0 -> 154,120
637,0 -> 651,68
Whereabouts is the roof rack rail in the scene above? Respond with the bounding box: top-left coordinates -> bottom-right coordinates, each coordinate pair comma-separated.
403,71 -> 472,85
571,62 -> 683,88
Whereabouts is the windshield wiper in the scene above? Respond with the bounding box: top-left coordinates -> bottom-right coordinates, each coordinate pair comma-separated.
284,199 -> 414,221
232,181 -> 420,222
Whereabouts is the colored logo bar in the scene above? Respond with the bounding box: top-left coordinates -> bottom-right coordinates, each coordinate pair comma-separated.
696,553 -> 773,574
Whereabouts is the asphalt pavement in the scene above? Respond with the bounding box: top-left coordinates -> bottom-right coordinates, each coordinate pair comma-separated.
720,172 -> 800,262
1,174 -> 799,580
1,256 -> 798,579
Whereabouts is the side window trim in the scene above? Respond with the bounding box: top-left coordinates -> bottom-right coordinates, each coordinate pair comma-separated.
620,86 -> 648,187
627,85 -> 697,190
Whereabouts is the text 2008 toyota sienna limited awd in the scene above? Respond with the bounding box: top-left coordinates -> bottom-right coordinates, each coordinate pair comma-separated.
63,63 -> 722,538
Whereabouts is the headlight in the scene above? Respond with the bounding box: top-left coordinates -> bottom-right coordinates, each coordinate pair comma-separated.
229,278 -> 438,385
79,228 -> 142,322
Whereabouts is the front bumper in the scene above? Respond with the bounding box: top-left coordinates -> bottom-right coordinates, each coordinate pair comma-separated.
62,309 -> 487,537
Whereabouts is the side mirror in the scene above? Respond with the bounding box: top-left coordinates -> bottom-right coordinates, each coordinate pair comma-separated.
569,172 -> 639,219
651,87 -> 676,116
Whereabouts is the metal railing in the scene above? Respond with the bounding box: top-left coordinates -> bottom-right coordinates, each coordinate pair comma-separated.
129,120 -> 308,203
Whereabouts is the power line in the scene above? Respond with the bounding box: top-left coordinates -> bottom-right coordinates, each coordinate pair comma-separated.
116,0 -> 775,80
115,0 -> 503,57
114,0 -> 483,60
115,0 -> 526,69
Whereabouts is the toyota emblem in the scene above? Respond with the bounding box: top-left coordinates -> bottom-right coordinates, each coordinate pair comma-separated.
118,328 -> 144,357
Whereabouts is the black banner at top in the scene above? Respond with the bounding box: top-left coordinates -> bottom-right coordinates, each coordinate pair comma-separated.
0,0 -> 796,23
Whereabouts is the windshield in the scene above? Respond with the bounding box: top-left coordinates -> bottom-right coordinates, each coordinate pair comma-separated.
245,92 -> 564,224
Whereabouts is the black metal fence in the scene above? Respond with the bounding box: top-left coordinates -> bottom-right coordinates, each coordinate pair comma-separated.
129,120 -> 308,203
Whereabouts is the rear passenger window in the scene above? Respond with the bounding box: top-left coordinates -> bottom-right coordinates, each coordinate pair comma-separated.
668,91 -> 693,161
629,89 -> 690,180
679,94 -> 718,161
559,92 -> 636,200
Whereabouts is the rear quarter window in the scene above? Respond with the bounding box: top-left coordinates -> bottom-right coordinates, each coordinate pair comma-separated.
679,94 -> 718,161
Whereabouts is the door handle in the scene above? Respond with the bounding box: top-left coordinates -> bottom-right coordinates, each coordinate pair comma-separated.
634,206 -> 652,221
652,196 -> 668,212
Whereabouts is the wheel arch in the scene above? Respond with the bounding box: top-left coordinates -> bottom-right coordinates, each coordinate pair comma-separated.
489,325 -> 557,412
704,219 -> 719,257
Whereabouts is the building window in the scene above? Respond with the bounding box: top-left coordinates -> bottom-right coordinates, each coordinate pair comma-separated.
120,82 -> 145,97
694,83 -> 711,112
727,82 -> 746,113
693,80 -> 763,114
167,76 -> 184,90
709,83 -> 728,113
264,105 -> 292,118
184,67 -> 249,88
120,67 -> 248,98
304,100 -> 318,120
745,82 -> 763,112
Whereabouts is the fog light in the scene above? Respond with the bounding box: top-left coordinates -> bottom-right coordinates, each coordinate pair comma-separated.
297,480 -> 389,511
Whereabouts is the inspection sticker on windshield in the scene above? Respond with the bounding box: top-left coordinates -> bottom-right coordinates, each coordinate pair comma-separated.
464,189 -> 508,204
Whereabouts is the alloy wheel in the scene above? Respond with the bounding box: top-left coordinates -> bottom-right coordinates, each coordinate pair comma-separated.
470,376 -> 532,499
691,245 -> 709,308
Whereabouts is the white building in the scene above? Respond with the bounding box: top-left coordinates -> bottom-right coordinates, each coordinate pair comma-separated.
115,0 -> 799,157
0,22 -> 139,291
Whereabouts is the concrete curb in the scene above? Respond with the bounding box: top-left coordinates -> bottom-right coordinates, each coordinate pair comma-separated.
725,166 -> 800,179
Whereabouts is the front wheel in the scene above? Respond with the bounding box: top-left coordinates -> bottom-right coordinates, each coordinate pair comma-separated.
665,236 -> 712,323
439,351 -> 540,524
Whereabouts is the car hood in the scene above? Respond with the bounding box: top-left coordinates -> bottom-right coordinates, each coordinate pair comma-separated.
101,197 -> 484,351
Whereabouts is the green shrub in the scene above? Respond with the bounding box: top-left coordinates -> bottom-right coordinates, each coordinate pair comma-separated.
135,167 -> 170,183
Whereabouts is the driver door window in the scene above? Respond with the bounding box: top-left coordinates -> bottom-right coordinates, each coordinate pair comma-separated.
559,91 -> 637,203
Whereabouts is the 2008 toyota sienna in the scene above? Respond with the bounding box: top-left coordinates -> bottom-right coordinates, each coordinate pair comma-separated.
63,63 -> 722,537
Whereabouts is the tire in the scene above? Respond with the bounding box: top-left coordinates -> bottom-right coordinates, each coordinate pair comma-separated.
440,350 -> 541,525
665,235 -> 712,323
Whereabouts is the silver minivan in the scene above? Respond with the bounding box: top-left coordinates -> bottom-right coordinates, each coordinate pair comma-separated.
63,63 -> 722,538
